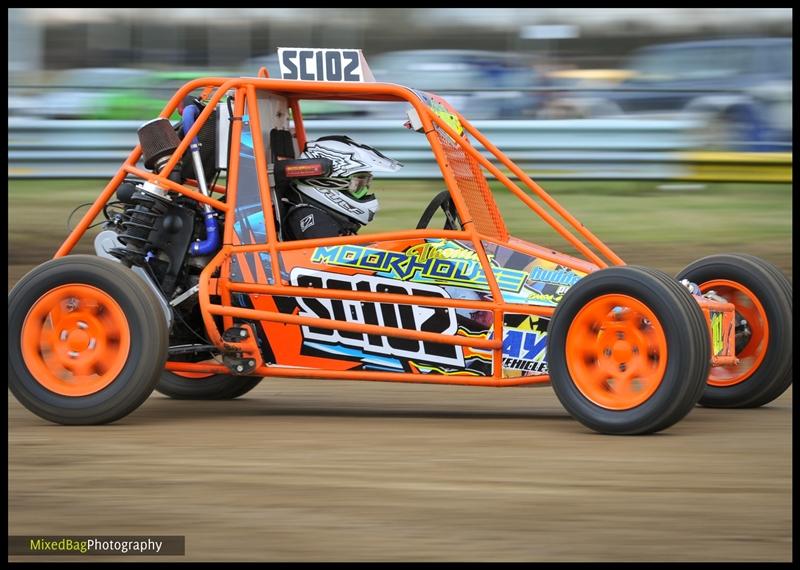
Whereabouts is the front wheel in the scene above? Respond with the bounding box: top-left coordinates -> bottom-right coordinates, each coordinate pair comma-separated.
548,266 -> 709,435
676,254 -> 792,408
8,255 -> 169,424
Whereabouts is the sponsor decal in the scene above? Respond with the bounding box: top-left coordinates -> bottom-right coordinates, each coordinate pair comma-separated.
523,290 -> 561,306
527,266 -> 581,287
290,268 -> 465,367
311,242 -> 527,293
499,317 -> 549,375
711,311 -> 725,356
522,267 -> 583,307
405,241 -> 484,263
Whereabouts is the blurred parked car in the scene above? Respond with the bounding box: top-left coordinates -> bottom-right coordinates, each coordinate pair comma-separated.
537,68 -> 636,118
88,70 -> 231,120
363,49 -> 543,119
24,68 -> 149,119
542,37 -> 792,151
9,69 -> 50,117
545,68 -> 635,88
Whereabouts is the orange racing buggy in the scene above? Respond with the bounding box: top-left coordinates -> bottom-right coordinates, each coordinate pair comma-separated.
8,49 -> 792,434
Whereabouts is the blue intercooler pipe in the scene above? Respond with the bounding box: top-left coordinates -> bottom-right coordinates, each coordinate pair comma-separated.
182,103 -> 220,256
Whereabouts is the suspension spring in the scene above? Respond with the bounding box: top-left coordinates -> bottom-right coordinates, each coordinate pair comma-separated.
111,189 -> 172,265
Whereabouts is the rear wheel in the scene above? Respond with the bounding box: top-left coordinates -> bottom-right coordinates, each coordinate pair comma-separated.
8,255 -> 168,424
156,369 -> 263,400
548,266 -> 709,435
676,254 -> 792,408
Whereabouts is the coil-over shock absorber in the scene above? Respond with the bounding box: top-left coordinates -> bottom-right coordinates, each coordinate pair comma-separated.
109,118 -> 195,295
112,187 -> 172,266
110,118 -> 181,265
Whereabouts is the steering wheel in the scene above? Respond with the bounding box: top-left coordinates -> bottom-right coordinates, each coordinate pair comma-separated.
416,190 -> 460,230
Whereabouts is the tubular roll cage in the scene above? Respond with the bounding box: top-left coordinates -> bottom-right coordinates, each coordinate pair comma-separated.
57,75 -> 730,387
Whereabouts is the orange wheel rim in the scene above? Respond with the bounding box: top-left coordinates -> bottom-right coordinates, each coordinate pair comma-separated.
566,294 -> 668,410
701,279 -> 768,387
20,284 -> 131,397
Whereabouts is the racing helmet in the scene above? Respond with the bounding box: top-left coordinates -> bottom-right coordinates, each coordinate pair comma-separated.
292,135 -> 402,226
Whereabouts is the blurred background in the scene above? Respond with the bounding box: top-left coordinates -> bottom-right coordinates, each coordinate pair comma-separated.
7,9 -> 793,563
7,7 -> 793,282
8,8 -> 792,143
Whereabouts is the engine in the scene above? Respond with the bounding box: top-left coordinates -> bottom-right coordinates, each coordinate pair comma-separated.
96,102 -> 223,349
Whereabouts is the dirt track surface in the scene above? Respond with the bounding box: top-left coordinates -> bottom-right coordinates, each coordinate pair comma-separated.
8,380 -> 792,562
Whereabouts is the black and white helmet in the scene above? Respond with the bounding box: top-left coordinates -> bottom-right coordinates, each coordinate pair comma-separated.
293,135 -> 402,226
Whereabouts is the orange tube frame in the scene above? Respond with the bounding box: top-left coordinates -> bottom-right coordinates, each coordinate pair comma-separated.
55,75 -> 635,387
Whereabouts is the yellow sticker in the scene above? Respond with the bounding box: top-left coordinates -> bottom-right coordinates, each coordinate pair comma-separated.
711,312 -> 724,356
430,100 -> 464,136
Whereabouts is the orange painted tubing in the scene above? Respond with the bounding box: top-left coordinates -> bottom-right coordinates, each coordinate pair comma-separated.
427,111 -> 609,268
505,237 -> 599,274
196,246 -> 517,353
288,98 -> 307,151
145,77 -> 457,185
164,359 -> 552,387
270,229 -> 471,251
185,178 -> 227,195
154,79 -> 237,180
420,111 -> 475,230
491,309 -> 504,379
251,365 -> 552,387
461,116 -> 626,266
206,304 -> 502,350
694,298 -> 736,312
245,85 -> 283,285
55,147 -> 142,257
198,248 -> 227,346
198,86 -> 214,102
166,361 -> 231,374
56,74 -> 587,260
227,281 -> 556,317
122,165 -> 230,212
56,77 -> 231,257
53,74 -> 598,379
465,233 -> 506,377
222,88 -> 247,244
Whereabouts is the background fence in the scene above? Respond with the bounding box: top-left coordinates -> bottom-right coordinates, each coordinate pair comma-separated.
8,118 -> 792,182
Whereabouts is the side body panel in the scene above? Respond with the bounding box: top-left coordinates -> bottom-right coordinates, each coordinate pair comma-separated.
228,237 -> 587,378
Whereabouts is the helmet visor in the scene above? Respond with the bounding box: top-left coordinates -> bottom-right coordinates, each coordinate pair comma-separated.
347,173 -> 373,199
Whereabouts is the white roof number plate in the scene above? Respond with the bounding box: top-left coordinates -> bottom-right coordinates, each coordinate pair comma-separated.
278,48 -> 375,82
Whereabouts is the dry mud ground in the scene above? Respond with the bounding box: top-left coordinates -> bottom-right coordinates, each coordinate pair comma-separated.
8,379 -> 792,562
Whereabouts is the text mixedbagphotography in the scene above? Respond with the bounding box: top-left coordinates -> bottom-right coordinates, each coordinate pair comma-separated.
8,536 -> 185,556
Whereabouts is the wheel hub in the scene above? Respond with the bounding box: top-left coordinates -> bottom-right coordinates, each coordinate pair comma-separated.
20,284 -> 131,397
66,327 -> 91,352
566,294 -> 668,410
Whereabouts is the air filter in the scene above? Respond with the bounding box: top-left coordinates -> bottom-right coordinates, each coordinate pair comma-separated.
138,118 -> 182,171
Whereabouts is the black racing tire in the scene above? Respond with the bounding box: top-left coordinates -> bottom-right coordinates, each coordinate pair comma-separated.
676,254 -> 792,408
156,371 -> 263,400
548,265 -> 710,435
8,255 -> 168,425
